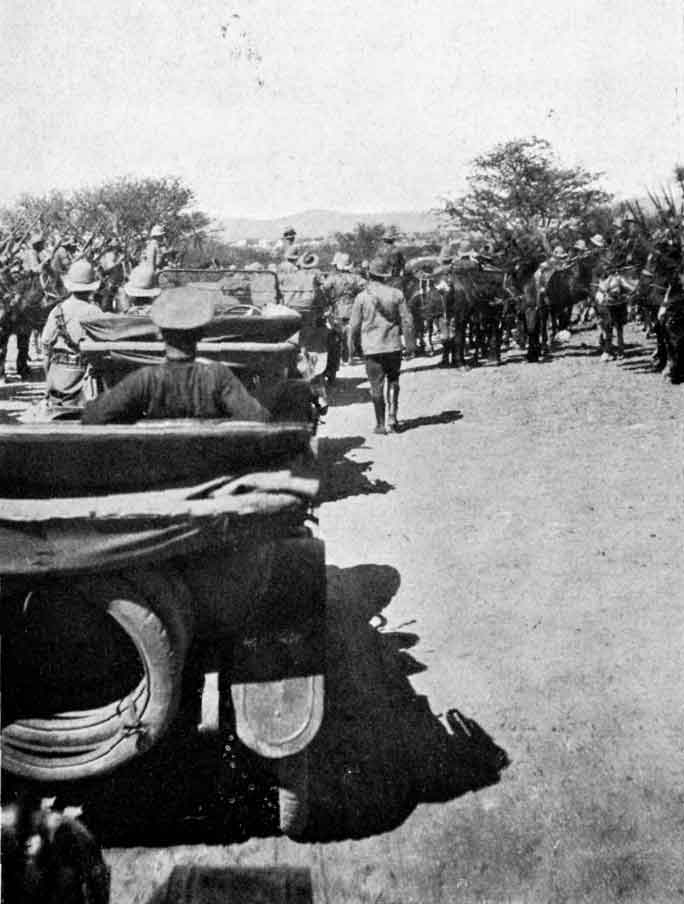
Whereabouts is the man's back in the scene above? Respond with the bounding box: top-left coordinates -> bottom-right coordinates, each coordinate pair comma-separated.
351,280 -> 413,355
42,296 -> 103,352
82,359 -> 270,424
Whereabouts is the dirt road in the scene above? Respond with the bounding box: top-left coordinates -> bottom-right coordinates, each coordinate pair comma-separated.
6,327 -> 684,901
310,330 -> 684,902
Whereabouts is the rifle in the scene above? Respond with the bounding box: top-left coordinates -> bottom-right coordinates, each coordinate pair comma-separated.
0,214 -> 42,265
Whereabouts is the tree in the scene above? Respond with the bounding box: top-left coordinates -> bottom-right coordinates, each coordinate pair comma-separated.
0,176 -> 213,266
333,222 -> 390,265
624,165 -> 684,283
442,137 -> 612,262
71,176 -> 212,260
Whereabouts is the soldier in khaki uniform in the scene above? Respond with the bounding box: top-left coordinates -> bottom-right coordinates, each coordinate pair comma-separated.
281,226 -> 299,259
41,259 -> 103,406
377,229 -> 405,288
117,262 -> 161,315
141,224 -> 166,271
350,257 -> 415,434
17,232 -> 51,376
50,234 -> 77,297
322,253 -> 365,365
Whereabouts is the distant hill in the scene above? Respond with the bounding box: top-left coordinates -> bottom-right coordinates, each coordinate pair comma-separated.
218,208 -> 443,241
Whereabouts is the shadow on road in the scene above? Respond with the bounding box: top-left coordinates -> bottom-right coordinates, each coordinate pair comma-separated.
396,409 -> 463,432
300,564 -> 509,841
146,866 -> 313,904
328,374 -> 370,407
402,359 -> 445,375
16,564 -> 507,849
620,362 -> 661,375
616,344 -> 660,374
546,343 -> 602,360
317,435 -> 395,501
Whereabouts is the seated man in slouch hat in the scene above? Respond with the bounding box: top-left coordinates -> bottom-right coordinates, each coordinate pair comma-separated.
81,286 -> 270,424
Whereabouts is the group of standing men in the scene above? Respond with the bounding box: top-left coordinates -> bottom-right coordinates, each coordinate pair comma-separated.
7,213 -> 676,432
528,218 -> 667,365
0,225 -> 177,420
278,226 -> 415,434
0,223 -> 171,385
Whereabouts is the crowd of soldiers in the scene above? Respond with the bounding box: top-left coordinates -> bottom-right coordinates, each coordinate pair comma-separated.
0,222 -> 174,383
2,204 -> 683,433
258,211 -> 684,430
286,210 -> 684,383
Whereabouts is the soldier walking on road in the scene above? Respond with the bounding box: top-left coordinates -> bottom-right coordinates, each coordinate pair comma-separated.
350,256 -> 415,434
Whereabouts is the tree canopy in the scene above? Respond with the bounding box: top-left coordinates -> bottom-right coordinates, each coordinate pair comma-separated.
0,176 -> 212,263
333,223 -> 391,264
442,137 -> 612,261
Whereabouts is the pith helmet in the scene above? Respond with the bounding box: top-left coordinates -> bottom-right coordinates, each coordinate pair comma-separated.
150,224 -> 166,238
368,257 -> 392,279
124,263 -> 161,299
590,234 -> 606,249
573,239 -> 588,252
150,287 -> 215,330
298,252 -> 320,269
63,259 -> 100,293
333,252 -> 353,271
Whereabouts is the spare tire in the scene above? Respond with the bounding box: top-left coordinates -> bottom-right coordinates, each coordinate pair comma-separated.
2,567 -> 195,782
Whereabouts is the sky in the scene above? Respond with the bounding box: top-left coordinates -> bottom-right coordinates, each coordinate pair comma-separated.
1,0 -> 682,220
